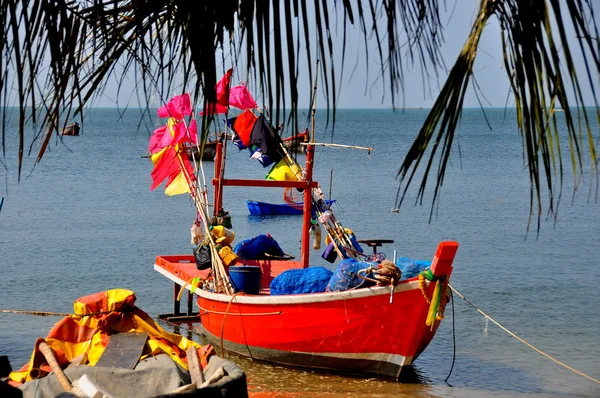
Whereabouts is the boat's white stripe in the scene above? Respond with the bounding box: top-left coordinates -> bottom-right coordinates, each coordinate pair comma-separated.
199,307 -> 282,316
154,263 -> 426,304
287,350 -> 411,367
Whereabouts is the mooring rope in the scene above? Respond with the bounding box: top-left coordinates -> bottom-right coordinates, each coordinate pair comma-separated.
0,309 -> 117,317
445,288 -> 456,383
449,284 -> 600,385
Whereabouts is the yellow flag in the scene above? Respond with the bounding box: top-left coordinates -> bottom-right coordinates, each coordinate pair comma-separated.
266,159 -> 302,181
165,171 -> 190,196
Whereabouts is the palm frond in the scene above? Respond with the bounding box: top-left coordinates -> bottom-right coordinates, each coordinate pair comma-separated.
3,1 -> 598,230
396,0 -> 600,232
2,0 -> 443,179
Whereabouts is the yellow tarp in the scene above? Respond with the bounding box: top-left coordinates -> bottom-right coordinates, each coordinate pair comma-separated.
9,289 -> 211,385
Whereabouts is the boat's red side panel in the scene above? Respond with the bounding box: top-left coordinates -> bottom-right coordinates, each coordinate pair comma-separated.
154,255 -> 305,288
197,283 -> 441,362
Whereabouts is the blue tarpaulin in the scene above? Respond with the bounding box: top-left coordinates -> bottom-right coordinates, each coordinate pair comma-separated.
270,267 -> 333,295
395,257 -> 431,280
325,258 -> 377,292
234,234 -> 285,260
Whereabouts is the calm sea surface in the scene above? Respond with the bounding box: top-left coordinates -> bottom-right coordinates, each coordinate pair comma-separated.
1,108 -> 599,397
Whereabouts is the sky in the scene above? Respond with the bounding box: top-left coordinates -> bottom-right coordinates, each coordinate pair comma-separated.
93,1 -> 598,110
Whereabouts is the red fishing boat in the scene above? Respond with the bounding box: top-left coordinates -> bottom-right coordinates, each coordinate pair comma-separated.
150,85 -> 458,379
154,138 -> 458,379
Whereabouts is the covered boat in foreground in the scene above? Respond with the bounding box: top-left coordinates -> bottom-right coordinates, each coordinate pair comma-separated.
149,87 -> 459,379
6,289 -> 248,397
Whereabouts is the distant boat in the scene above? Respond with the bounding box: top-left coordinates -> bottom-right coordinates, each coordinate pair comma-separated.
246,199 -> 336,216
187,140 -> 218,161
188,129 -> 310,161
281,129 -> 310,153
61,122 -> 80,136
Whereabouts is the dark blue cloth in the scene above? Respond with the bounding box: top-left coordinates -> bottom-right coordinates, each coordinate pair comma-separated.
234,234 -> 285,260
270,267 -> 333,295
247,115 -> 283,167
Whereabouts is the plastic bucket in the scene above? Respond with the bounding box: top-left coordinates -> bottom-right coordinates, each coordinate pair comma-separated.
228,266 -> 262,294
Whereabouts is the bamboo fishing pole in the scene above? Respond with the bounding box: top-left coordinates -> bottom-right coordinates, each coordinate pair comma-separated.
301,142 -> 373,152
304,60 -> 358,259
269,61 -> 357,260
176,138 -> 234,295
1,309 -> 70,317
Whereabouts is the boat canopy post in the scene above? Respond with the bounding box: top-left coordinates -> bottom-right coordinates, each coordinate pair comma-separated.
301,145 -> 315,268
211,134 -> 317,269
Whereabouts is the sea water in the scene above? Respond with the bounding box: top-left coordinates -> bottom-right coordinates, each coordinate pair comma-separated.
1,108 -> 599,397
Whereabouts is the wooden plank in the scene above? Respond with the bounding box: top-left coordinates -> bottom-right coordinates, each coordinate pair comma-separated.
186,347 -> 205,387
215,178 -> 318,189
95,332 -> 149,369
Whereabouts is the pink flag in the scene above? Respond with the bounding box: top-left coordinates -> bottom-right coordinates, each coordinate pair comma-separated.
157,93 -> 192,119
215,68 -> 233,106
170,121 -> 189,146
187,120 -> 198,145
229,83 -> 258,110
148,125 -> 171,154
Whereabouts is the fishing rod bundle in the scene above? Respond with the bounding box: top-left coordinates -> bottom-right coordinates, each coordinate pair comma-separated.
173,115 -> 235,296
274,139 -> 362,261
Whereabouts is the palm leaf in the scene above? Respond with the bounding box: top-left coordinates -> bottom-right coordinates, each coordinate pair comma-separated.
1,0 -> 598,230
396,0 -> 599,232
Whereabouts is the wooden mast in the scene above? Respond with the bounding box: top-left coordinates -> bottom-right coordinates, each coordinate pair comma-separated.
300,145 -> 314,268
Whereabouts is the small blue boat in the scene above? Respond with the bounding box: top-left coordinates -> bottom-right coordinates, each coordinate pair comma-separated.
246,199 -> 336,216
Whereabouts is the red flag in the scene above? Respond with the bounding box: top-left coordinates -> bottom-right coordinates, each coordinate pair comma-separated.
165,156 -> 195,188
233,109 -> 258,147
188,119 -> 198,145
150,146 -> 181,190
199,102 -> 228,116
215,68 -> 233,106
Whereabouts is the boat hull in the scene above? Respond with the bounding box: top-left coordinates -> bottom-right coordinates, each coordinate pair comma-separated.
188,141 -> 217,161
61,124 -> 80,136
196,280 -> 445,378
246,199 -> 336,216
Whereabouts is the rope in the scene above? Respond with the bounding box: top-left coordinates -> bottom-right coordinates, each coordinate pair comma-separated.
449,284 -> 600,385
444,288 -> 456,383
0,309 -> 117,317
356,261 -> 402,286
219,292 -> 243,357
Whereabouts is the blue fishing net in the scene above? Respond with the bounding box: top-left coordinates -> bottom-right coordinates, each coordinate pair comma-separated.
395,256 -> 431,280
270,267 -> 333,295
325,258 -> 377,292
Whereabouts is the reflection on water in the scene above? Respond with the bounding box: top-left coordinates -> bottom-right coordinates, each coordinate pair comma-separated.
158,310 -> 591,398
160,320 -> 435,397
